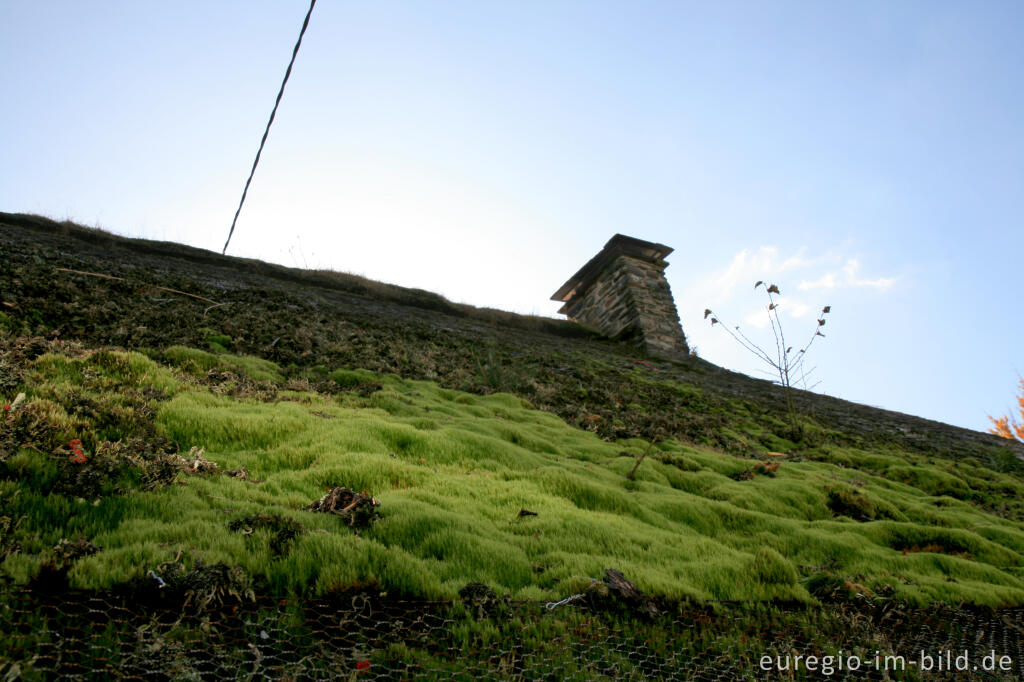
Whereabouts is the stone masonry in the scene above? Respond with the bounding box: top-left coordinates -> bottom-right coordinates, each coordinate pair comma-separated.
551,235 -> 689,357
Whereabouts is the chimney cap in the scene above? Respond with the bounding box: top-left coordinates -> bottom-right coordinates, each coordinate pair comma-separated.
551,234 -> 673,303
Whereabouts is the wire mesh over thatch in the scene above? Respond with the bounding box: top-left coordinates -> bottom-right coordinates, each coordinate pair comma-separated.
307,487 -> 381,528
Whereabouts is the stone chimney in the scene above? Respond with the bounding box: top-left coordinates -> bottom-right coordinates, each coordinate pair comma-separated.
551,234 -> 688,357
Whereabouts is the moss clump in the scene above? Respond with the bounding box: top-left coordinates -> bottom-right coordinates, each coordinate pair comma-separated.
329,368 -> 383,395
750,547 -> 798,586
886,465 -> 974,499
227,513 -> 304,556
163,346 -> 282,383
826,485 -> 877,521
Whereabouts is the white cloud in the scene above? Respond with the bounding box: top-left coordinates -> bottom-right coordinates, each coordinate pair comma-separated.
738,298 -> 812,331
712,247 -> 778,294
743,308 -> 771,329
677,243 -> 903,394
845,257 -> 898,290
779,251 -> 813,272
683,244 -> 897,315
788,301 -> 811,318
797,257 -> 898,292
858,276 -> 897,290
685,246 -> 828,314
797,273 -> 837,291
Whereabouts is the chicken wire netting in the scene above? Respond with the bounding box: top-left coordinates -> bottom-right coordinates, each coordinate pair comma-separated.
1,586 -> 1023,681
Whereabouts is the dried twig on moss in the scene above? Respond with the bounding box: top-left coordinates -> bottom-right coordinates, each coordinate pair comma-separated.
307,486 -> 381,528
55,267 -> 220,305
627,441 -> 656,480
179,446 -> 219,474
152,560 -> 256,611
52,537 -> 100,567
223,467 -> 260,482
588,568 -> 660,618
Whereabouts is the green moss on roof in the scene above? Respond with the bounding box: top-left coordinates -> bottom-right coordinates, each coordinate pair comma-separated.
3,346 -> 1024,606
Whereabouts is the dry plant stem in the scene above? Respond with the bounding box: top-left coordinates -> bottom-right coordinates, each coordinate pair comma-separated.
766,289 -> 787,384
55,267 -> 220,305
730,325 -> 777,369
203,302 -> 231,317
627,441 -> 656,480
766,288 -> 799,430
705,283 -> 829,433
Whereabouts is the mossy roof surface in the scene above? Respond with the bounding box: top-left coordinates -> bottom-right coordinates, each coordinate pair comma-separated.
3,344 -> 1024,607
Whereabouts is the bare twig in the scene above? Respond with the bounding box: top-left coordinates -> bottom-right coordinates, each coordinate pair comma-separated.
203,302 -> 231,315
55,267 -> 220,305
55,267 -> 123,282
627,441 -> 656,480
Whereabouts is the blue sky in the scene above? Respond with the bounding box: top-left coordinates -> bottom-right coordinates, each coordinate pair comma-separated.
2,1 -> 1022,433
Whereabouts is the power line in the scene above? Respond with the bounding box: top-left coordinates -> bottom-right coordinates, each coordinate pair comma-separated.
222,0 -> 317,256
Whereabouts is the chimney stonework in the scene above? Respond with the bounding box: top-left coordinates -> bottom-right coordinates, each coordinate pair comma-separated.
551,235 -> 688,357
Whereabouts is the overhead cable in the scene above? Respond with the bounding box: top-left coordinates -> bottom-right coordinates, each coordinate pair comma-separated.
222,0 -> 317,255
